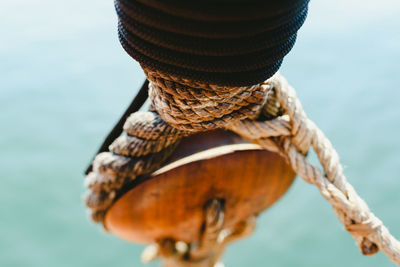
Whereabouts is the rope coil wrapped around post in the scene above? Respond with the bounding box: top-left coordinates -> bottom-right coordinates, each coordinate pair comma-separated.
115,0 -> 309,86
85,73 -> 400,264
84,0 -> 400,265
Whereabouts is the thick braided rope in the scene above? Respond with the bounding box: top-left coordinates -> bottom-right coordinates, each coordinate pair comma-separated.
84,111 -> 183,223
115,0 -> 309,86
84,70 -> 400,265
83,74 -> 269,222
146,68 -> 271,132
226,74 -> 400,264
145,70 -> 400,263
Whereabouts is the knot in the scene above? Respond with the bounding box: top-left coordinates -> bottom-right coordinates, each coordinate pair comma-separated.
345,218 -> 381,256
360,238 -> 379,256
146,68 -> 271,132
84,111 -> 182,224
345,218 -> 381,237
85,71 -> 400,265
267,74 -> 312,154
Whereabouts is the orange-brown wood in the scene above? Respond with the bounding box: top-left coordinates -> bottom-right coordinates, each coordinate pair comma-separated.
105,130 -> 295,244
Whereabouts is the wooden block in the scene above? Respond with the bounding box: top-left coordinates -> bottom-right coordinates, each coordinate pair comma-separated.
105,130 -> 295,244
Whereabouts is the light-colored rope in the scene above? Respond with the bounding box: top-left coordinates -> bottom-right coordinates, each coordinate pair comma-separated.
227,73 -> 400,264
84,71 -> 400,266
84,111 -> 183,223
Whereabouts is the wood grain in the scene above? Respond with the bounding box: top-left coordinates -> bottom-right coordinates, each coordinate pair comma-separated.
105,130 -> 295,244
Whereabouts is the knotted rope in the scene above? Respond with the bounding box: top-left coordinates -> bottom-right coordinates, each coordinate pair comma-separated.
84,72 -> 400,265
84,0 -> 400,265
228,74 -> 400,263
85,111 -> 183,222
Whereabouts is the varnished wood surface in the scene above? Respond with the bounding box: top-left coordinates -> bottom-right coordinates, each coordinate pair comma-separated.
105,130 -> 296,244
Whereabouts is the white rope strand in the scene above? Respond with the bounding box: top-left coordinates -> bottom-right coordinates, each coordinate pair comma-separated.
227,73 -> 400,265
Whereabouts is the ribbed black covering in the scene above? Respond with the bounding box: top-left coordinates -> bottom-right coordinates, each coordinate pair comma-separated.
115,0 -> 309,86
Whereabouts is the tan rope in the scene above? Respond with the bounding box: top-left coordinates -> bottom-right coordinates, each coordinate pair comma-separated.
227,73 -> 400,264
84,111 -> 183,223
84,71 -> 400,265
146,68 -> 271,132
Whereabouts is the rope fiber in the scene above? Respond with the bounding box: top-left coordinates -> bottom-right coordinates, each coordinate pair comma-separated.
84,0 -> 400,265
85,74 -> 400,265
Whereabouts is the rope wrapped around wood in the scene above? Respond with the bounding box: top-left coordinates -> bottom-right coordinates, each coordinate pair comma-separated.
83,0 -> 400,265
228,74 -> 400,264
84,73 -> 400,265
84,111 -> 184,222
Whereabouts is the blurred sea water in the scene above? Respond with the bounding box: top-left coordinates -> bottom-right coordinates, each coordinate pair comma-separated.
1,0 -> 399,266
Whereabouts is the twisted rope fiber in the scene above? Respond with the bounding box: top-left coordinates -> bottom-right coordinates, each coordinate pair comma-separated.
84,111 -> 184,223
226,74 -> 400,264
84,72 -> 400,265
147,70 -> 271,132
84,73 -> 272,221
84,0 -> 400,264
145,73 -> 400,264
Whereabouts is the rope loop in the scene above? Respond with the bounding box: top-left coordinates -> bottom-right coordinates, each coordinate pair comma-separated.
84,73 -> 400,265
147,69 -> 271,132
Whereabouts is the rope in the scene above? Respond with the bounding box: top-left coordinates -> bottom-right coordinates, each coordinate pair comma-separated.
115,0 -> 309,86
147,69 -> 271,132
133,0 -> 308,22
84,111 -> 183,223
84,74 -> 400,265
227,74 -> 400,264
84,0 -> 400,265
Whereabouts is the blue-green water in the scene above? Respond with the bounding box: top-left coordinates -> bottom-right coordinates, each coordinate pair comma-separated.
1,0 -> 400,266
